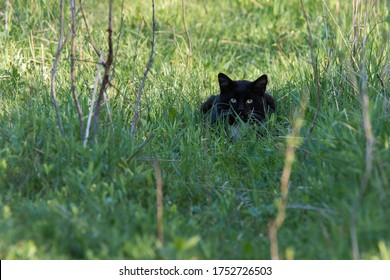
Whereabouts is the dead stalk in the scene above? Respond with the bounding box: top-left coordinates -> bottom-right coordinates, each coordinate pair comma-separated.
79,0 -> 101,57
112,0 -> 125,79
132,19 -> 144,65
50,0 -> 66,136
352,0 -> 359,59
84,54 -> 104,147
70,0 -> 85,139
92,0 -> 114,140
130,0 -> 156,136
268,97 -> 307,260
102,0 -> 125,126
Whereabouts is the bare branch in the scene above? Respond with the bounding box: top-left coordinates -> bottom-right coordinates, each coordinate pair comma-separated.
84,54 -> 104,147
101,0 -> 124,112
50,0 -> 66,136
79,0 -> 101,57
181,0 -> 192,69
70,0 -> 85,139
111,0 -> 125,78
92,0 -> 114,140
79,0 -> 117,145
130,0 -> 156,136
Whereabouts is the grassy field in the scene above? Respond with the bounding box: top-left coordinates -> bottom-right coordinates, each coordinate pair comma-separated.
0,0 -> 389,259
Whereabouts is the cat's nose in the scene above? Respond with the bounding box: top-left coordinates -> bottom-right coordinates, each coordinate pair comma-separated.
238,104 -> 245,111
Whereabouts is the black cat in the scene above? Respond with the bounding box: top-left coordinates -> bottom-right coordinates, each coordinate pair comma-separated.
201,73 -> 276,125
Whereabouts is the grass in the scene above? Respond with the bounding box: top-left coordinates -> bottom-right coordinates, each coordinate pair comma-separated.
0,0 -> 389,259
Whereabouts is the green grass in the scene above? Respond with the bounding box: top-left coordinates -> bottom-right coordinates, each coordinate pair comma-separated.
0,0 -> 389,259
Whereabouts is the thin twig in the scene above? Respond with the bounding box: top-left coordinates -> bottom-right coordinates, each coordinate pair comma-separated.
300,0 -> 321,138
111,0 -> 125,80
130,0 -> 156,136
181,0 -> 192,69
74,58 -> 104,65
80,0 -> 115,145
84,54 -> 104,147
96,1 -> 122,127
50,0 -> 66,136
79,0 -> 101,57
126,132 -> 155,163
70,0 -> 85,139
376,73 -> 385,96
352,0 -> 359,60
92,0 -> 114,140
268,96 -> 307,260
376,73 -> 388,113
132,19 -> 144,65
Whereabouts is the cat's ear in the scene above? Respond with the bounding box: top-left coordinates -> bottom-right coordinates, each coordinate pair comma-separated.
252,74 -> 267,95
218,73 -> 233,93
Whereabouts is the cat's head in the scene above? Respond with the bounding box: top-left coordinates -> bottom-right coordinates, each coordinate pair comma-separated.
218,73 -> 270,124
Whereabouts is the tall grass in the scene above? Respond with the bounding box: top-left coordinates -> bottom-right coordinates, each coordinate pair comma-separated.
0,0 -> 389,259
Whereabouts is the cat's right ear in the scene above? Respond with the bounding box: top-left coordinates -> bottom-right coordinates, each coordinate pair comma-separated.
218,73 -> 233,93
252,74 -> 267,95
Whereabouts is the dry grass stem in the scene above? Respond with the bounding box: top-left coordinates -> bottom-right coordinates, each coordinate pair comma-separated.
268,97 -> 307,260
130,0 -> 156,136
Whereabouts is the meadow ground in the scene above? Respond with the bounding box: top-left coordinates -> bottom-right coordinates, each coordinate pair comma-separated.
0,0 -> 389,259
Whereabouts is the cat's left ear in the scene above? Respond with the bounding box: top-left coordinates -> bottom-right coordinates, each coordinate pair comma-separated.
218,73 -> 233,93
252,74 -> 267,95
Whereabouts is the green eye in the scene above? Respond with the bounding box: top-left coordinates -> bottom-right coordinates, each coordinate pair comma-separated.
246,99 -> 253,104
230,98 -> 237,103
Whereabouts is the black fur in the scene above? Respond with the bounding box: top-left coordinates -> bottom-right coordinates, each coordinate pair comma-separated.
201,73 -> 276,124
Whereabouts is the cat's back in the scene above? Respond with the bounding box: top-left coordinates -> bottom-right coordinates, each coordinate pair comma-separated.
200,95 -> 219,114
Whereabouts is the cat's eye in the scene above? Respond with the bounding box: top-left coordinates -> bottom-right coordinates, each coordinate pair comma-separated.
246,99 -> 253,104
230,98 -> 237,103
